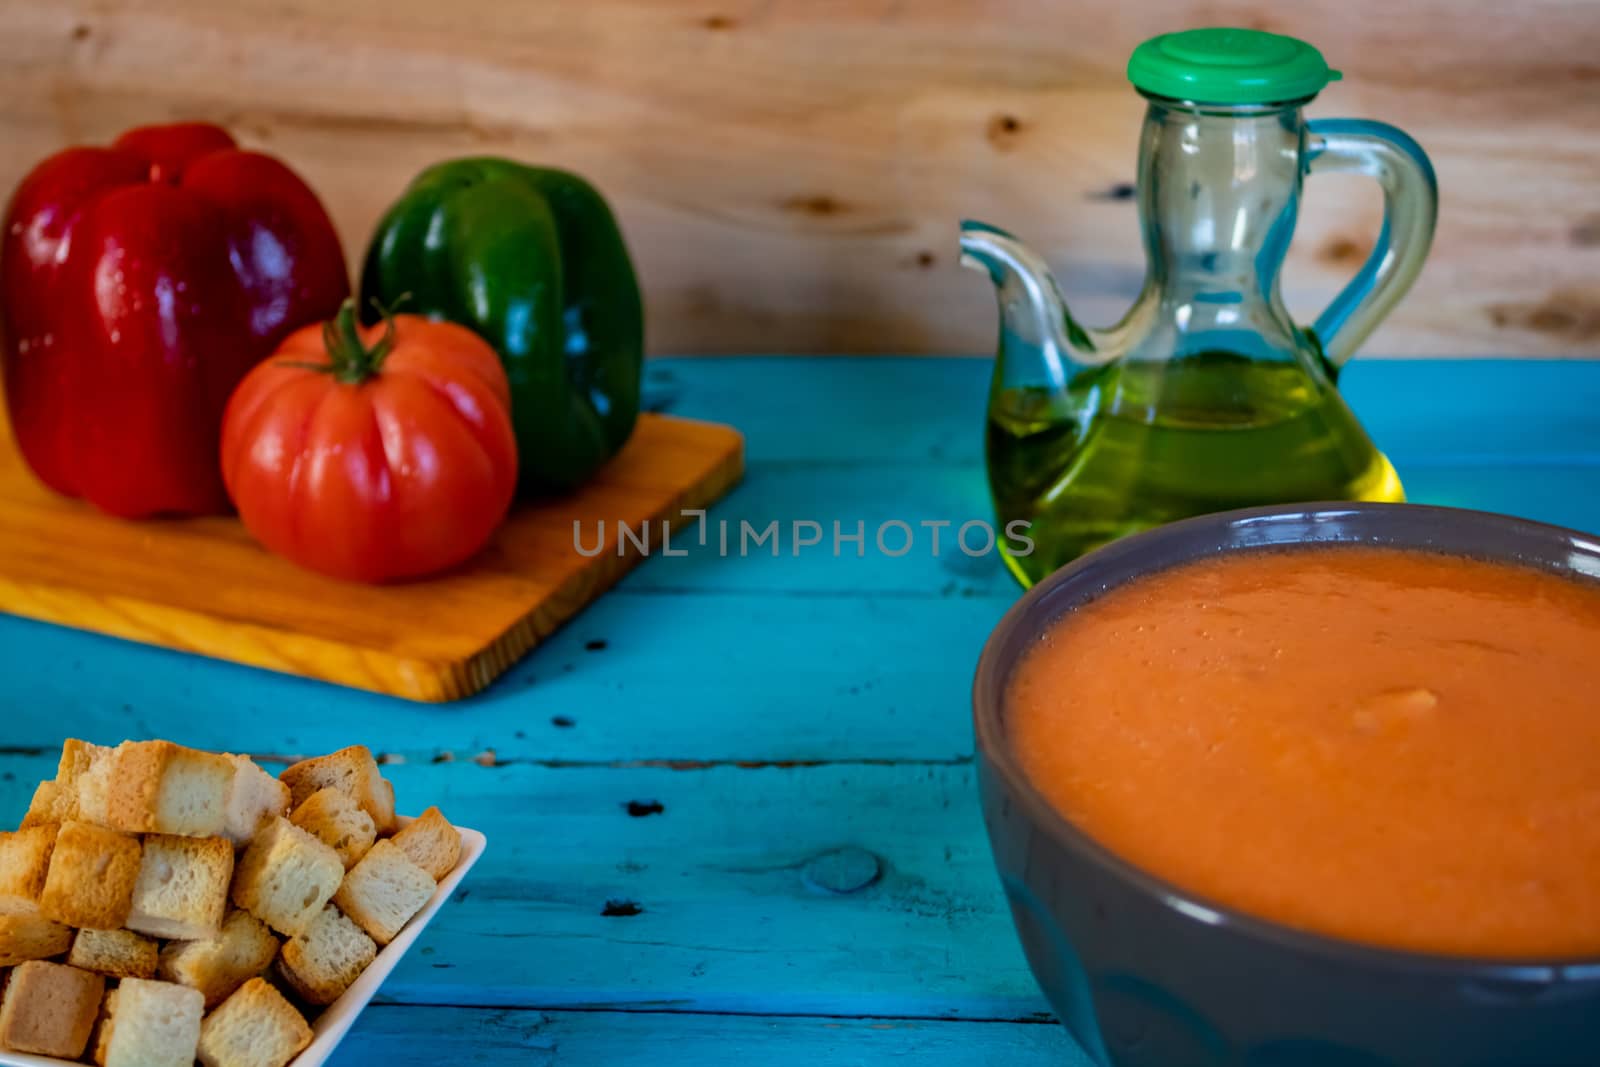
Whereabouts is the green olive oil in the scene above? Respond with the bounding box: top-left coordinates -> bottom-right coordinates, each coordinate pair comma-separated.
987,353 -> 1403,586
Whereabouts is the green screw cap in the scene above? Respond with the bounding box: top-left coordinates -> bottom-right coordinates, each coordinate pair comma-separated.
1128,28 -> 1342,105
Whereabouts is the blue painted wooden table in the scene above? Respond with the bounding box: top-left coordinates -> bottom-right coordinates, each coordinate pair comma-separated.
2,357 -> 1597,1064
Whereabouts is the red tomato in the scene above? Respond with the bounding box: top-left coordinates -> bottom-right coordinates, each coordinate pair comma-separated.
221,301 -> 518,582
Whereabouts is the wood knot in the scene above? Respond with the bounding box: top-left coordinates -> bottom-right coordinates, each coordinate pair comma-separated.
1487,290 -> 1600,342
71,23 -> 91,40
1086,182 -> 1136,202
987,114 -> 1026,150
703,13 -> 737,30
624,800 -> 664,817
783,194 -> 845,217
802,847 -> 882,895
602,899 -> 642,917
1529,306 -> 1585,335
1571,216 -> 1600,247
1320,235 -> 1369,266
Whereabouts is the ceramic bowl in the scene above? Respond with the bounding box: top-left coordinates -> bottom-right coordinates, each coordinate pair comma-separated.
973,503 -> 1600,1067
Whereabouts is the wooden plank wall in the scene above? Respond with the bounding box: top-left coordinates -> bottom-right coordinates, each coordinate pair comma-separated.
0,0 -> 1596,357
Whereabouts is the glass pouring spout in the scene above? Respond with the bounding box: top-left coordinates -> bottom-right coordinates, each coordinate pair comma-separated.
958,221 -> 1120,398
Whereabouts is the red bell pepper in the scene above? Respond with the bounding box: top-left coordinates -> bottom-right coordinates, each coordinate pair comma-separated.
0,122 -> 349,517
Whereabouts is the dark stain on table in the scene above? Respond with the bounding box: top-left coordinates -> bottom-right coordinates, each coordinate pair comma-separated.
803,847 -> 883,895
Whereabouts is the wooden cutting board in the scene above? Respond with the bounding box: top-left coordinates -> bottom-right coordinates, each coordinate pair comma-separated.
0,413 -> 743,702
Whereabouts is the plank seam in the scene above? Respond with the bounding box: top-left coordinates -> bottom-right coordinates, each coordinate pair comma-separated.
0,750 -> 977,769
364,1002 -> 1057,1025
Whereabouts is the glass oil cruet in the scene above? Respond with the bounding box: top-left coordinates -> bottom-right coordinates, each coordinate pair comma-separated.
960,28 -> 1437,587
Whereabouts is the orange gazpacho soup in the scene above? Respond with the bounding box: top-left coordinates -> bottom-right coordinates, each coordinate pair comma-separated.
1006,546 -> 1600,959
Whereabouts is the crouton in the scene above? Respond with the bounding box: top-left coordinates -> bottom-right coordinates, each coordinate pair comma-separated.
391,806 -> 461,880
222,754 -> 290,848
0,960 -> 104,1058
230,817 -> 343,938
290,787 -> 375,869
332,839 -> 434,946
105,741 -> 234,837
127,834 -> 234,940
158,910 -> 279,1009
0,823 -> 58,915
0,912 -> 73,966
61,740 -> 115,826
279,745 -> 395,833
276,905 -> 375,1005
20,779 -> 74,828
196,977 -> 312,1067
57,738 -> 105,792
38,821 -> 142,930
92,978 -> 203,1067
68,927 -> 160,980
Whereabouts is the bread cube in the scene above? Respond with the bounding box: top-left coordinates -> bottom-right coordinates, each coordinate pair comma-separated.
391,806 -> 462,880
231,816 -> 343,938
280,745 -> 395,833
0,823 -> 58,915
277,905 -> 376,1005
333,839 -> 434,946
128,834 -> 234,940
93,978 -> 203,1067
0,912 -> 73,965
290,786 -> 376,869
223,754 -> 290,848
39,821 -> 142,929
69,927 -> 160,980
60,739 -> 114,826
158,910 -> 279,1009
20,779 -> 75,828
57,737 -> 104,783
106,741 -> 235,837
0,960 -> 104,1058
196,977 -> 312,1067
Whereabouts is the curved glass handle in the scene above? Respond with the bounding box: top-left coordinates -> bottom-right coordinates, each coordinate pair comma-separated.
1304,119 -> 1438,367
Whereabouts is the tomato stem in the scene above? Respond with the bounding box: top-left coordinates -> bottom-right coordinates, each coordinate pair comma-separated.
317,298 -> 398,385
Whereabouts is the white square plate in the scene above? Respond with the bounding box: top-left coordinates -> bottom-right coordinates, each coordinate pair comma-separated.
0,818 -> 486,1067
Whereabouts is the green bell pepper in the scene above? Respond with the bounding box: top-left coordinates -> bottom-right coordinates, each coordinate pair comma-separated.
359,158 -> 643,495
